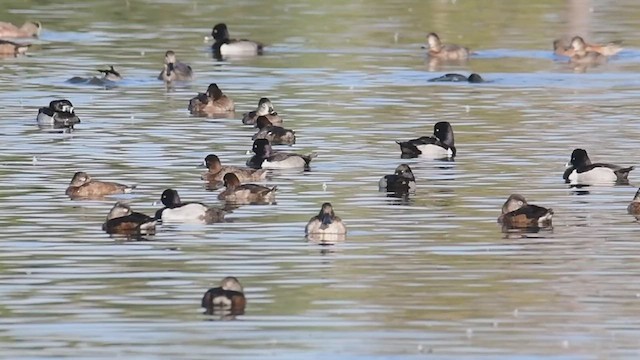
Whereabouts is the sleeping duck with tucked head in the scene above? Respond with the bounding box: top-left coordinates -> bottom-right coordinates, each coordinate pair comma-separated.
252,116 -> 295,145
65,171 -> 135,199
201,276 -> 246,315
102,202 -> 156,236
498,194 -> 553,230
188,83 -> 235,115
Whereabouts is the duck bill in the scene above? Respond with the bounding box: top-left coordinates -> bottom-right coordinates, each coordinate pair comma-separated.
320,213 -> 333,226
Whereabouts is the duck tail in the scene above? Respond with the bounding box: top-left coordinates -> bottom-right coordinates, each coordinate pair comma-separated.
16,44 -> 30,55
124,184 -> 137,193
270,185 -> 278,193
396,140 -> 419,156
615,166 -> 634,182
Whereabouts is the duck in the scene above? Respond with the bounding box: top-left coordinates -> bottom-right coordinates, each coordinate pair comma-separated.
154,188 -> 225,224
627,188 -> 640,219
0,21 -> 41,38
0,40 -> 29,56
157,50 -> 193,82
242,97 -> 283,126
102,202 -> 156,235
305,202 -> 347,236
211,23 -> 263,60
201,276 -> 246,315
396,121 -> 456,159
188,83 -> 235,114
67,66 -> 122,86
246,139 -> 316,170
428,73 -> 484,83
563,148 -> 634,185
423,32 -> 470,60
379,164 -> 416,194
201,154 -> 268,183
252,116 -> 296,145
65,172 -> 135,199
568,36 -> 607,66
217,173 -> 277,204
497,194 -> 553,229
37,99 -> 81,129
554,37 -> 622,57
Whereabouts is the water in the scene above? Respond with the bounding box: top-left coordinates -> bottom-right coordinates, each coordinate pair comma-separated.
2,0 -> 640,358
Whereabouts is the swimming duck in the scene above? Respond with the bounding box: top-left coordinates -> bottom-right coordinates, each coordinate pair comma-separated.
201,154 -> 268,183
217,173 -> 277,204
67,66 -> 122,87
158,50 -> 193,82
201,276 -> 246,315
379,164 -> 416,194
428,73 -> 484,83
252,116 -> 296,145
242,97 -> 283,126
65,171 -> 136,199
498,194 -> 553,229
563,148 -> 634,185
569,36 -> 607,65
0,21 -> 40,38
188,83 -> 235,114
97,65 -> 122,81
305,202 -> 347,235
627,188 -> 640,219
37,100 -> 81,129
155,188 -> 225,224
246,139 -> 316,170
0,40 -> 29,56
554,37 -> 622,57
211,23 -> 263,60
102,202 -> 156,236
423,32 -> 470,60
396,121 -> 456,159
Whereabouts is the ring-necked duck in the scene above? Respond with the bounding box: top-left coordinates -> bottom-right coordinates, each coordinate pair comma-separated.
563,148 -> 634,185
379,164 -> 416,194
305,203 -> 347,235
423,32 -> 470,60
498,194 -> 553,229
37,100 -> 81,129
201,154 -> 268,183
67,66 -> 122,87
246,139 -> 316,170
0,21 -> 40,38
102,202 -> 156,235
158,50 -> 193,82
569,36 -> 607,65
65,171 -> 136,199
217,173 -> 277,204
188,83 -> 235,114
554,37 -> 622,57
242,97 -> 283,126
428,73 -> 484,83
0,40 -> 29,56
211,23 -> 263,60
155,188 -> 225,224
201,276 -> 246,315
396,121 -> 456,159
252,116 -> 296,145
627,188 -> 640,219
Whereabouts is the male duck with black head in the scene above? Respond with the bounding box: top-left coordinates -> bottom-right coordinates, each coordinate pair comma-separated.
158,50 -> 193,83
396,121 -> 456,159
563,148 -> 634,186
201,276 -> 246,316
102,202 -> 156,236
242,97 -> 283,126
211,23 -> 263,60
66,172 -> 135,199
428,73 -> 484,83
201,154 -> 267,183
247,139 -> 317,170
498,194 -> 553,230
379,164 -> 416,195
188,83 -> 235,115
155,189 -> 225,224
37,99 -> 81,130
218,173 -> 277,205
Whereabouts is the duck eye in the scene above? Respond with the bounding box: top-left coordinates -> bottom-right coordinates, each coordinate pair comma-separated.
517,201 -> 523,206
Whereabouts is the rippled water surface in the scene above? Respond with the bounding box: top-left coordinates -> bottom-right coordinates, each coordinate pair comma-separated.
3,0 -> 640,359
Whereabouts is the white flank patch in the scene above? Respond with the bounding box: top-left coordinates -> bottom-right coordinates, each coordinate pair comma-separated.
220,41 -> 259,56
162,203 -> 207,223
568,167 -> 617,185
416,144 -> 451,159
262,156 -> 305,169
